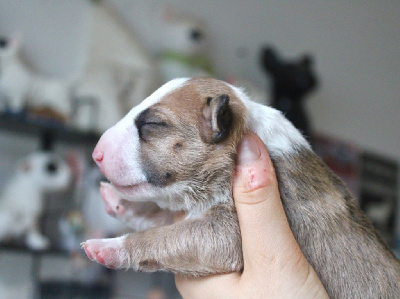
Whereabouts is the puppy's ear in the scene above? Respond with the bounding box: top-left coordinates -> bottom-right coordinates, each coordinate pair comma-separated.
201,94 -> 232,143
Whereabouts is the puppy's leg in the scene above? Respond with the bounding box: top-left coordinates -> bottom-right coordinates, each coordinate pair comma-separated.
100,182 -> 174,231
82,204 -> 242,276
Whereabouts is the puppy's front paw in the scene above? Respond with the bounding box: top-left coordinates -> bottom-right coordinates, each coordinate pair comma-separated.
100,182 -> 126,217
82,237 -> 129,269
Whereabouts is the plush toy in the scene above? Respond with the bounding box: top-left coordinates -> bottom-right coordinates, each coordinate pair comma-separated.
72,3 -> 159,133
0,35 -> 73,120
0,152 -> 71,250
158,9 -> 213,83
73,62 -> 156,134
260,46 -> 318,139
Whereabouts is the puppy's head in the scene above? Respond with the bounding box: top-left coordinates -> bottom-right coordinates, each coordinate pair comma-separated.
93,78 -> 247,211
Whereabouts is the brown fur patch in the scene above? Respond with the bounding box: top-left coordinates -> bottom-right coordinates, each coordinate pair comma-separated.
273,150 -> 400,298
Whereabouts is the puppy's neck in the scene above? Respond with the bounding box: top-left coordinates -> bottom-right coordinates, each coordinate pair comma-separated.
231,85 -> 311,157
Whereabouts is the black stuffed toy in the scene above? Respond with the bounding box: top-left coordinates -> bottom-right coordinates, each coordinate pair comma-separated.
260,47 -> 318,141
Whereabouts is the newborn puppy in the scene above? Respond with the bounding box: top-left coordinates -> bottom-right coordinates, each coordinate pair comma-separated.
82,77 -> 400,298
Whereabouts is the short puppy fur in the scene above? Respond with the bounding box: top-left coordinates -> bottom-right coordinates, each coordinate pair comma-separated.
83,77 -> 400,298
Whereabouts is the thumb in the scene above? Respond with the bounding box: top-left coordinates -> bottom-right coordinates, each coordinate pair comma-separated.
233,132 -> 302,274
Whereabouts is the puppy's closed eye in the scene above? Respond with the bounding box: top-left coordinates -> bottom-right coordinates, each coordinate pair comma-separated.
135,109 -> 169,141
138,122 -> 168,141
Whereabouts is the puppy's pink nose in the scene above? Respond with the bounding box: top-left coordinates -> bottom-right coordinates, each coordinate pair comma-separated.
92,149 -> 104,165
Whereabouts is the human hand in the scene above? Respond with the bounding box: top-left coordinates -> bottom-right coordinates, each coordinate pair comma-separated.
175,132 -> 328,298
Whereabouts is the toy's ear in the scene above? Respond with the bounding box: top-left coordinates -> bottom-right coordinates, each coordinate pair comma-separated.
201,94 -> 232,144
301,55 -> 313,67
261,47 -> 280,73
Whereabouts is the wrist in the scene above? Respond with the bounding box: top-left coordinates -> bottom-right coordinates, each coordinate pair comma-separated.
293,266 -> 328,298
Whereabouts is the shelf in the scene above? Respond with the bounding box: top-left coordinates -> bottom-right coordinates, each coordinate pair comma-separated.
39,281 -> 111,298
0,242 -> 70,256
0,112 -> 100,147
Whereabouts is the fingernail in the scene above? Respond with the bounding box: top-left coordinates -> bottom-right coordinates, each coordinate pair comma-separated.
237,135 -> 261,166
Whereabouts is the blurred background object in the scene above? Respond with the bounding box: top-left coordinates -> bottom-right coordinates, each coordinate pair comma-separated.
260,46 -> 318,142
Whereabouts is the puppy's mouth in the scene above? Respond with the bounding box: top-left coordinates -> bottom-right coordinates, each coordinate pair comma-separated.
98,171 -> 149,193
98,168 -> 151,197
110,181 -> 151,194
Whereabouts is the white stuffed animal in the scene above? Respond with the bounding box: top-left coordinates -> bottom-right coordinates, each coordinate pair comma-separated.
72,63 -> 155,134
71,3 -> 159,133
159,10 -> 213,83
0,152 -> 71,250
0,35 -> 73,119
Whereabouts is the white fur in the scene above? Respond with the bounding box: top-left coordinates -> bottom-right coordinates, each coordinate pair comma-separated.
0,152 -> 71,250
230,84 -> 311,155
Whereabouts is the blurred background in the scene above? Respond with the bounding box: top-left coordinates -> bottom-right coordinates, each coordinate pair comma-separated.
0,0 -> 399,298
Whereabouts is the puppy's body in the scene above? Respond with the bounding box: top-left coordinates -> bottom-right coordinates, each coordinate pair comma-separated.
83,78 -> 400,298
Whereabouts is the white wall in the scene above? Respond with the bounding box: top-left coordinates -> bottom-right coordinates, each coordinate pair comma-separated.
1,0 -> 398,160
0,0 -> 91,77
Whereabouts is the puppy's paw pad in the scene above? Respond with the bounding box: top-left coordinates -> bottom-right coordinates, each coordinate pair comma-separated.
100,183 -> 125,216
82,239 -> 126,269
95,250 -> 117,269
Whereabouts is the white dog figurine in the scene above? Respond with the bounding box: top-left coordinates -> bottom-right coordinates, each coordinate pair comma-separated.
0,152 -> 71,250
159,11 -> 213,83
71,3 -> 159,133
0,35 -> 72,118
82,78 -> 400,298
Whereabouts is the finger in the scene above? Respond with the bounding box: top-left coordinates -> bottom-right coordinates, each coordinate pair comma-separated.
233,132 -> 301,274
175,273 -> 239,299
